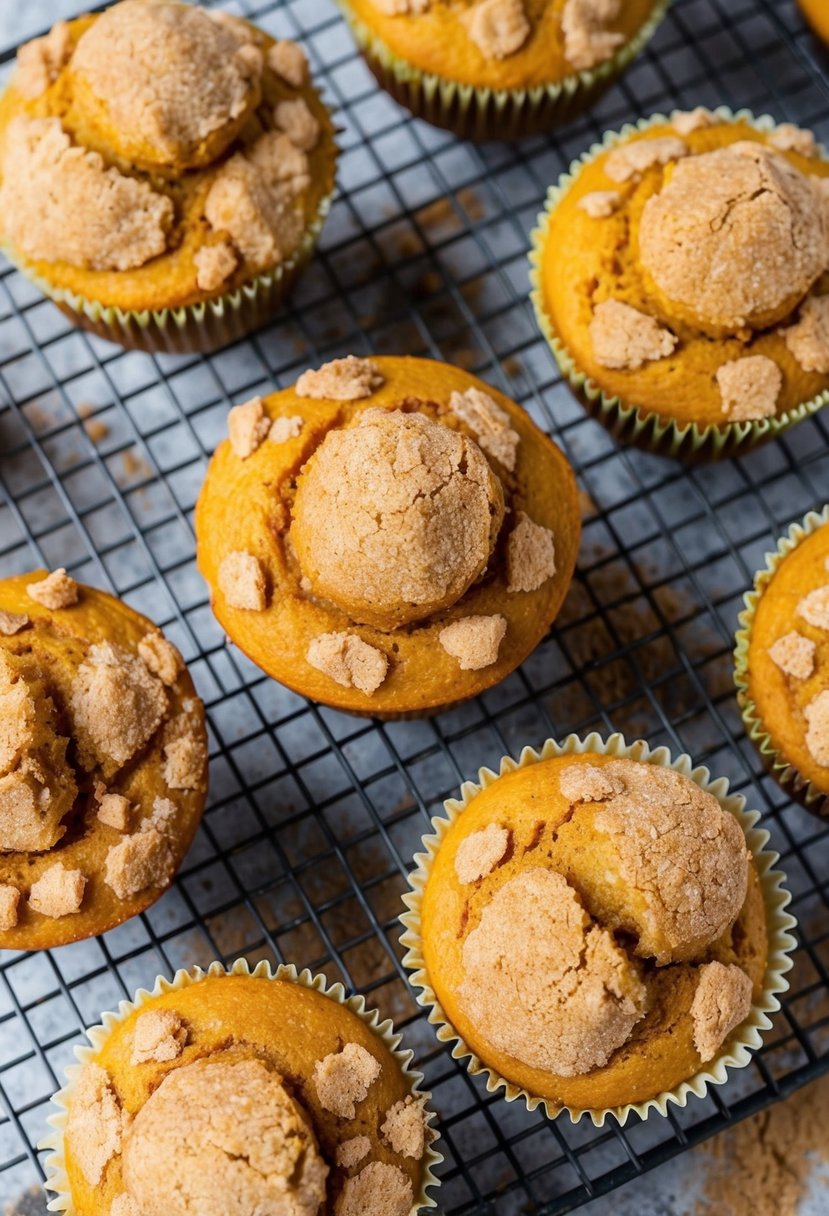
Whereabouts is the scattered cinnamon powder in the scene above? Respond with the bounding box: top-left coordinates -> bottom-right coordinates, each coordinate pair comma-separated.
448,386 -> 519,471
307,632 -> 389,696
313,1042 -> 381,1118
228,396 -> 271,459
66,1062 -> 130,1187
604,135 -> 688,183
671,106 -> 716,135
131,1009 -> 187,1065
137,631 -> 183,687
26,568 -> 78,610
274,98 -> 319,152
590,299 -> 678,370
767,631 -> 816,680
577,190 -> 622,218
217,551 -> 267,611
336,1162 -> 413,1216
804,690 -> 829,766
690,961 -> 753,1063
561,0 -> 624,71
438,614 -> 507,671
797,584 -> 829,629
559,761 -> 626,804
768,123 -> 817,157
454,822 -> 510,884
0,610 -> 29,636
381,1095 -> 428,1159
782,294 -> 829,373
463,0 -> 530,60
270,415 -> 303,444
716,356 -> 782,422
70,642 -> 167,769
163,735 -> 206,790
95,782 -> 131,832
336,1136 -> 371,1169
506,512 -> 556,593
28,863 -> 86,918
267,40 -> 308,88
15,21 -> 71,99
0,885 -> 20,931
296,356 -> 384,401
194,241 -> 237,292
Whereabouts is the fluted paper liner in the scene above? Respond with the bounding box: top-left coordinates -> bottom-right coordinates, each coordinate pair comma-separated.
529,107 -> 829,461
734,503 -> 829,818
41,958 -> 442,1214
335,0 -> 669,141
400,732 -> 796,1127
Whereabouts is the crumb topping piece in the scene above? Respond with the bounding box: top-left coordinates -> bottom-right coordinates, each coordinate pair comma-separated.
228,396 -> 272,459
26,568 -> 78,610
639,142 -> 829,333
372,0 -> 430,12
577,190 -> 622,218
204,131 -> 309,268
0,117 -> 172,272
768,631 -> 816,680
270,415 -> 304,444
559,762 -> 626,804
460,868 -> 647,1076
448,386 -> 520,471
194,241 -> 237,293
314,1042 -> 381,1119
292,409 -> 504,629
0,885 -> 20,931
691,961 -> 753,1063
104,797 -> 177,899
805,690 -> 829,767
671,106 -> 716,135
463,0 -> 531,60
307,632 -> 389,696
29,862 -> 86,918
439,614 -> 507,671
163,735 -> 206,791
590,299 -> 678,371
95,782 -> 132,832
274,98 -> 320,152
296,356 -> 384,401
381,1095 -> 428,1160
70,643 -> 167,769
67,1063 -> 130,1187
336,1136 -> 371,1169
336,1162 -> 413,1216
604,135 -> 688,183
131,1009 -> 187,1065
562,0 -> 624,71
217,551 -> 267,611
110,1195 -> 141,1216
797,584 -> 829,630
0,610 -> 29,636
137,632 -> 183,687
267,40 -> 309,88
15,20 -> 71,99
71,1 -> 262,168
455,822 -> 510,884
506,512 -> 557,593
716,355 -> 782,422
122,1058 -> 328,1216
768,123 -> 817,158
783,295 -> 829,374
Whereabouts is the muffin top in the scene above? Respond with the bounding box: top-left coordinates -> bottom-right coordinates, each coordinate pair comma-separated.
0,571 -> 207,950
61,971 -> 436,1216
420,752 -> 764,1110
746,512 -> 829,799
347,0 -> 659,91
195,355 -> 580,715
0,1 -> 336,312
536,111 -> 829,431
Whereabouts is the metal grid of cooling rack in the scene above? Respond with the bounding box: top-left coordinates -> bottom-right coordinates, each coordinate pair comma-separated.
1,0 -> 829,1212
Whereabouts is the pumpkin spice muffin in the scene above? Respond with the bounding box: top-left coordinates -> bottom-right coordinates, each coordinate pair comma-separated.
336,0 -> 669,140
0,570 -> 207,950
735,505 -> 829,819
195,355 -> 580,718
402,737 -> 795,1122
44,961 -> 440,1216
0,1 -> 336,352
531,108 -> 829,459
798,0 -> 829,46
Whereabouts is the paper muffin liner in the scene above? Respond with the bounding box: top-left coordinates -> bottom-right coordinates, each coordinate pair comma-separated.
2,188 -> 333,356
335,0 -> 669,141
41,957 -> 442,1215
734,503 -> 829,819
400,731 -> 797,1127
529,106 -> 829,461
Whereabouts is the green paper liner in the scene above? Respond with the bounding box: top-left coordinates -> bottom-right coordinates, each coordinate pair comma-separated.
335,0 -> 670,141
3,187 -> 333,355
529,106 -> 829,461
400,731 -> 797,1127
41,957 -> 442,1215
734,503 -> 829,819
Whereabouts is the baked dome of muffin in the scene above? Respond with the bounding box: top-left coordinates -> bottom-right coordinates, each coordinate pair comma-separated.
195,355 -> 581,717
0,570 -> 207,950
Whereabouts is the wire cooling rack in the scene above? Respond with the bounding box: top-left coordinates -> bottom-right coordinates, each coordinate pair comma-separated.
1,0 -> 829,1212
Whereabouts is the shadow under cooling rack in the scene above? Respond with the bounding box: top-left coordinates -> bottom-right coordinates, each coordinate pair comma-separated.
1,0 -> 829,1213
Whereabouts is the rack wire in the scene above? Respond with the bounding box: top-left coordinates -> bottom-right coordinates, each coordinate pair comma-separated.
1,0 -> 829,1211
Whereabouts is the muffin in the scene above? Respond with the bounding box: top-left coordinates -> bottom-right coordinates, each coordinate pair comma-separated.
195,355 -> 580,718
531,108 -> 829,460
0,1 -> 337,353
735,504 -> 829,819
0,569 -> 207,950
401,736 -> 795,1123
336,0 -> 668,140
798,0 -> 829,46
43,959 -> 441,1216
